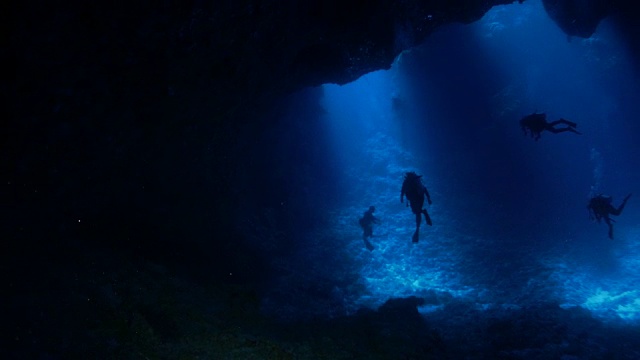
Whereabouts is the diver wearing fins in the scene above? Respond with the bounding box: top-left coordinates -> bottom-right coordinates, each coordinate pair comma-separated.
359,206 -> 380,251
401,171 -> 433,243
587,193 -> 632,239
520,112 -> 581,141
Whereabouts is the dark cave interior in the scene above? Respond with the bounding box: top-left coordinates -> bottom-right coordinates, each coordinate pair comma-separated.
5,1 -> 640,358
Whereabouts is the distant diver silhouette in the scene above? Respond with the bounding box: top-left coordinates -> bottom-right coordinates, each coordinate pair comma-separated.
400,171 -> 433,243
587,193 -> 632,239
520,112 -> 581,141
359,206 -> 380,251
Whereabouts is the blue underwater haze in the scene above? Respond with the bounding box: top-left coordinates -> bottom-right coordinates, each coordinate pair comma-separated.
253,0 -> 640,335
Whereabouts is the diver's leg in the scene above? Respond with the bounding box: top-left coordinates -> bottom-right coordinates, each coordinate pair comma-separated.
546,127 -> 581,135
363,228 -> 374,250
548,119 -> 576,127
611,195 -> 631,216
605,218 -> 614,239
412,213 -> 421,243
422,209 -> 433,226
558,118 -> 577,127
364,238 -> 374,251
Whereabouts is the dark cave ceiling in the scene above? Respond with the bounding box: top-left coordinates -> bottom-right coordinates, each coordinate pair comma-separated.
8,0 -> 633,125
5,0 -> 637,238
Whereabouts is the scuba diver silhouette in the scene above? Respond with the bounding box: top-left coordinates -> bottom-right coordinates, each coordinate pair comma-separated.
400,171 -> 433,243
520,112 -> 581,141
587,193 -> 632,239
359,206 -> 380,251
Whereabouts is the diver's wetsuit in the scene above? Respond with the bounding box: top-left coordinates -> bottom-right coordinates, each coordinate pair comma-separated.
520,113 -> 580,141
360,206 -> 379,251
588,194 -> 631,239
401,172 -> 433,243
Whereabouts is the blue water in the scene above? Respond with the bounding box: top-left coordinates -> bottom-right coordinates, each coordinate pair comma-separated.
260,0 -> 640,326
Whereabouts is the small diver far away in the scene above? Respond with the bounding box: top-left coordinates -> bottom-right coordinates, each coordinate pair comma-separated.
359,206 -> 381,251
400,171 -> 433,243
587,193 -> 632,239
520,112 -> 581,141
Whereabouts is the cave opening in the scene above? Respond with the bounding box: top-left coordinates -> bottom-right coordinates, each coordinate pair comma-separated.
259,0 -> 640,324
8,0 -> 640,358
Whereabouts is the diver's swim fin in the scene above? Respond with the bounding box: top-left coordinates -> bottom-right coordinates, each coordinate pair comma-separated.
423,210 -> 433,226
364,239 -> 374,251
412,230 -> 419,243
